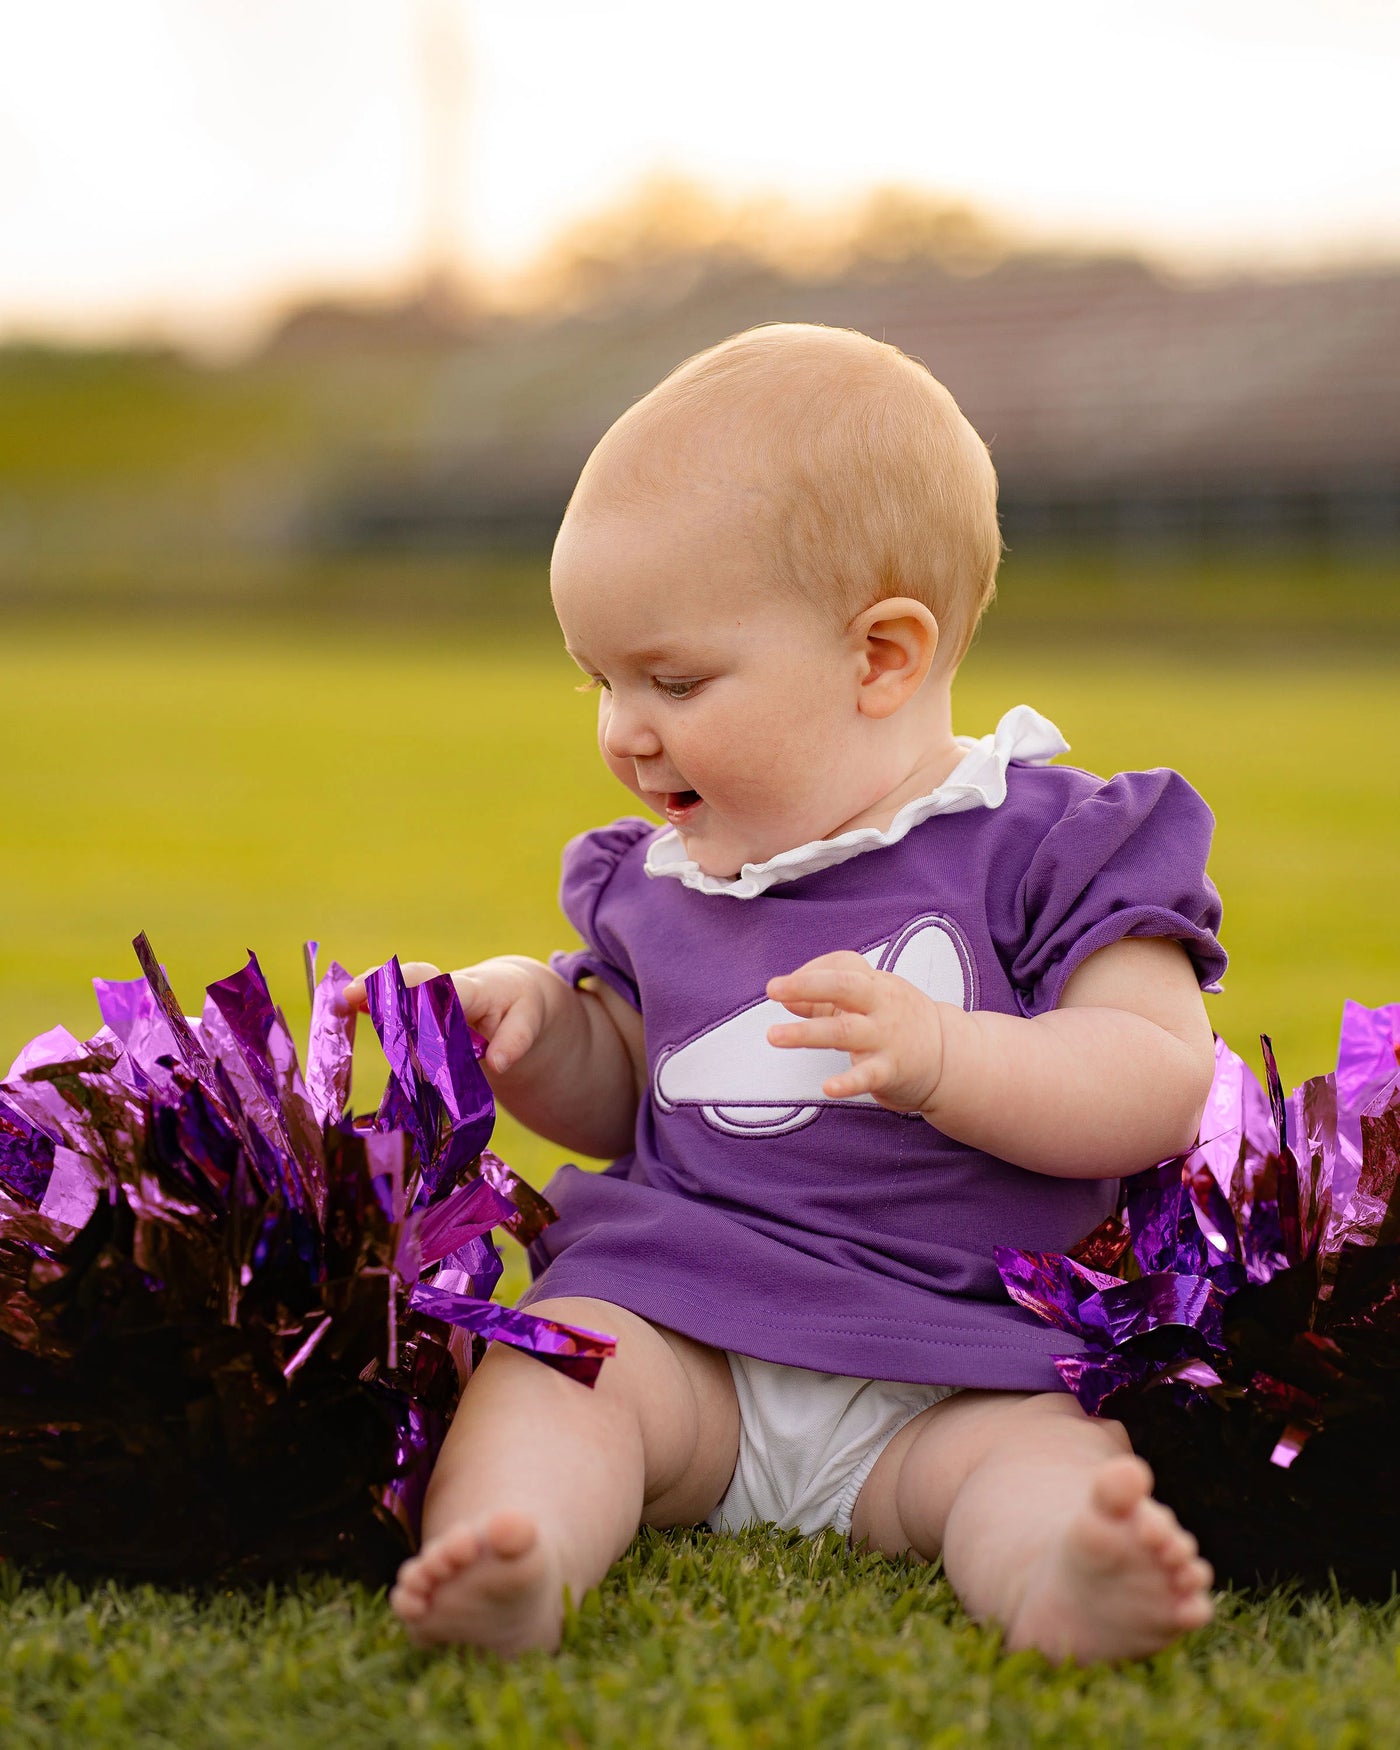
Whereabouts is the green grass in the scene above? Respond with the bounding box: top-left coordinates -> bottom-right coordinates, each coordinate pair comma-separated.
2,1537 -> 1399,1748
3,616 -> 1400,1742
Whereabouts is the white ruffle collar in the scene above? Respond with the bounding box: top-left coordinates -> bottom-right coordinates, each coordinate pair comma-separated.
643,703 -> 1069,900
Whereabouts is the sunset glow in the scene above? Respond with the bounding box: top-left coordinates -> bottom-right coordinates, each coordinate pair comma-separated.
3,0 -> 1398,346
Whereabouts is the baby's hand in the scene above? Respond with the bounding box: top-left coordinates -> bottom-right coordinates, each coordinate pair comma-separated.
765,951 -> 948,1115
342,957 -> 553,1076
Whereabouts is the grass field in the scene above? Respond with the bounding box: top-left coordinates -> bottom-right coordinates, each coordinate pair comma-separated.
3,614 -> 1400,1744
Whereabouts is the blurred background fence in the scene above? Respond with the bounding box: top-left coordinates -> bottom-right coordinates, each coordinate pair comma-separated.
3,182 -> 1397,645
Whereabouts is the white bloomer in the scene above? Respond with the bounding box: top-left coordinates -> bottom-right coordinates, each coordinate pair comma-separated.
708,1353 -> 958,1539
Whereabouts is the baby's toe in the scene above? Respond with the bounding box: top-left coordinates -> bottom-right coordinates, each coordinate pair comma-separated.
1171,1555 -> 1214,1596
1090,1454 -> 1154,1519
484,1510 -> 536,1561
423,1525 -> 482,1580
1165,1525 -> 1199,1565
1134,1499 -> 1180,1553
393,1555 -> 433,1598
390,1581 -> 430,1622
1158,1533 -> 1202,1580
1174,1588 -> 1215,1631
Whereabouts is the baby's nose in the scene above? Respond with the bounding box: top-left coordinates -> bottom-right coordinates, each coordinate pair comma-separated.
601,696 -> 662,759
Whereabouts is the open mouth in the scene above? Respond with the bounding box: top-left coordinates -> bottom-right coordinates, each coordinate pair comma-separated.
664,789 -> 703,823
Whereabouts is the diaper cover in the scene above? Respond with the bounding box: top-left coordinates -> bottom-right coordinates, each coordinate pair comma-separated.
708,1353 -> 957,1539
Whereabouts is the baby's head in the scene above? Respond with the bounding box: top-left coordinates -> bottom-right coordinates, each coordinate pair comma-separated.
551,323 -> 1001,878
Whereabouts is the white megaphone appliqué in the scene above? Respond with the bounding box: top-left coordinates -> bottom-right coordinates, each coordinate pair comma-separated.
652,913 -> 974,1137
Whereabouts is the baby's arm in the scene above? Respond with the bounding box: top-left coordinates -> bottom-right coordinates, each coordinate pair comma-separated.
345,959 -> 643,1159
766,936 -> 1215,1178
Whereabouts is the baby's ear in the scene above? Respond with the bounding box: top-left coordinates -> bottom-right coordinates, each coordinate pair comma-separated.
853,598 -> 939,717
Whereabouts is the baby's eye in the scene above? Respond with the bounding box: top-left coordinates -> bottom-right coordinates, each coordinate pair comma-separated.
650,677 -> 704,700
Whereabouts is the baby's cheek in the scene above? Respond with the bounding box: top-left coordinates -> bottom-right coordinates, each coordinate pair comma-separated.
598,742 -> 639,794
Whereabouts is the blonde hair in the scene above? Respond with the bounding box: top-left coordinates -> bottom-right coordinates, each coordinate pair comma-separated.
569,323 -> 1002,668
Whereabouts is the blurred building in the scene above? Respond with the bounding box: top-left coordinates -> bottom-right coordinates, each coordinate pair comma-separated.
306,255 -> 1400,555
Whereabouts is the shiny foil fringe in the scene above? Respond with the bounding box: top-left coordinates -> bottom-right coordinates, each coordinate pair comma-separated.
0,938 -> 615,1584
997,1002 -> 1400,1596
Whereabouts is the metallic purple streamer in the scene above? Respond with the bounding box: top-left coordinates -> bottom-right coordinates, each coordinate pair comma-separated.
38,1146 -> 102,1229
0,1092 -> 56,1204
408,1282 -> 616,1386
6,1023 -> 91,1082
1259,1037 -> 1304,1265
2,1037 -> 136,1173
206,952 -> 326,1217
380,1396 -> 447,1551
1194,1035 -> 1277,1202
282,1314 -> 332,1380
1184,1155 -> 1240,1266
1336,1001 -> 1400,1117
1238,1152 -> 1295,1284
1125,1157 -> 1208,1276
477,1149 -> 558,1245
89,976 -> 172,1098
305,954 -> 356,1130
1291,1071 -> 1340,1260
1162,1357 -> 1224,1390
365,959 -> 495,1202
198,997 -> 286,1155
416,1176 -> 515,1267
1069,1214 -> 1132,1272
1261,1036 -> 1289,1154
2,1027 -> 96,1147
92,973 -> 162,1042
431,1234 -> 505,1302
131,933 -> 224,1098
1360,1096 -> 1400,1245
365,1127 -> 409,1225
1053,1350 -> 1160,1415
1088,1271 -> 1223,1348
409,972 -> 495,1185
90,975 -> 184,1095
993,1246 -> 1121,1340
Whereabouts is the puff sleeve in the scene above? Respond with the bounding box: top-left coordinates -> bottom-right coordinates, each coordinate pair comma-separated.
548,818 -> 654,1010
1001,769 -> 1226,1017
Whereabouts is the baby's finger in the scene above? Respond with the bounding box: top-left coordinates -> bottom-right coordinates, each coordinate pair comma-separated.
340,960 -> 442,1014
767,967 -> 877,1014
483,1000 -> 541,1075
398,961 -> 444,988
787,950 -> 875,976
447,970 -> 496,1025
822,1056 -> 893,1100
766,1014 -> 878,1053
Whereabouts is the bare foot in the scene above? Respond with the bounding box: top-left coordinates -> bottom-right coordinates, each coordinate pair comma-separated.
390,1510 -> 565,1656
1004,1456 -> 1213,1663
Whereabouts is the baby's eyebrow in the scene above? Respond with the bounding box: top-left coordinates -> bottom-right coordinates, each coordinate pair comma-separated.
567,643 -> 700,670
628,644 -> 710,667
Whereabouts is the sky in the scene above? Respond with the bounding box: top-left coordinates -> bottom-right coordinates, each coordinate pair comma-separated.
2,0 -> 1398,348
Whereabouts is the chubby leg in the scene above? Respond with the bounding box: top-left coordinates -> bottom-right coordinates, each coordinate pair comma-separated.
851,1391 -> 1213,1663
391,1297 -> 739,1655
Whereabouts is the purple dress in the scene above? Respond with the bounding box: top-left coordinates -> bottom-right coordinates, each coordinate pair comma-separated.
522,708 -> 1226,1392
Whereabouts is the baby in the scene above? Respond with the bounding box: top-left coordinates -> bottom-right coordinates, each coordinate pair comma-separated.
351,323 -> 1223,1663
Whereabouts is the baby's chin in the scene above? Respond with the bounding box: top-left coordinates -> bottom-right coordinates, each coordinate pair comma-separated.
675,824 -> 793,880
674,806 -> 846,878
671,824 -> 745,879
